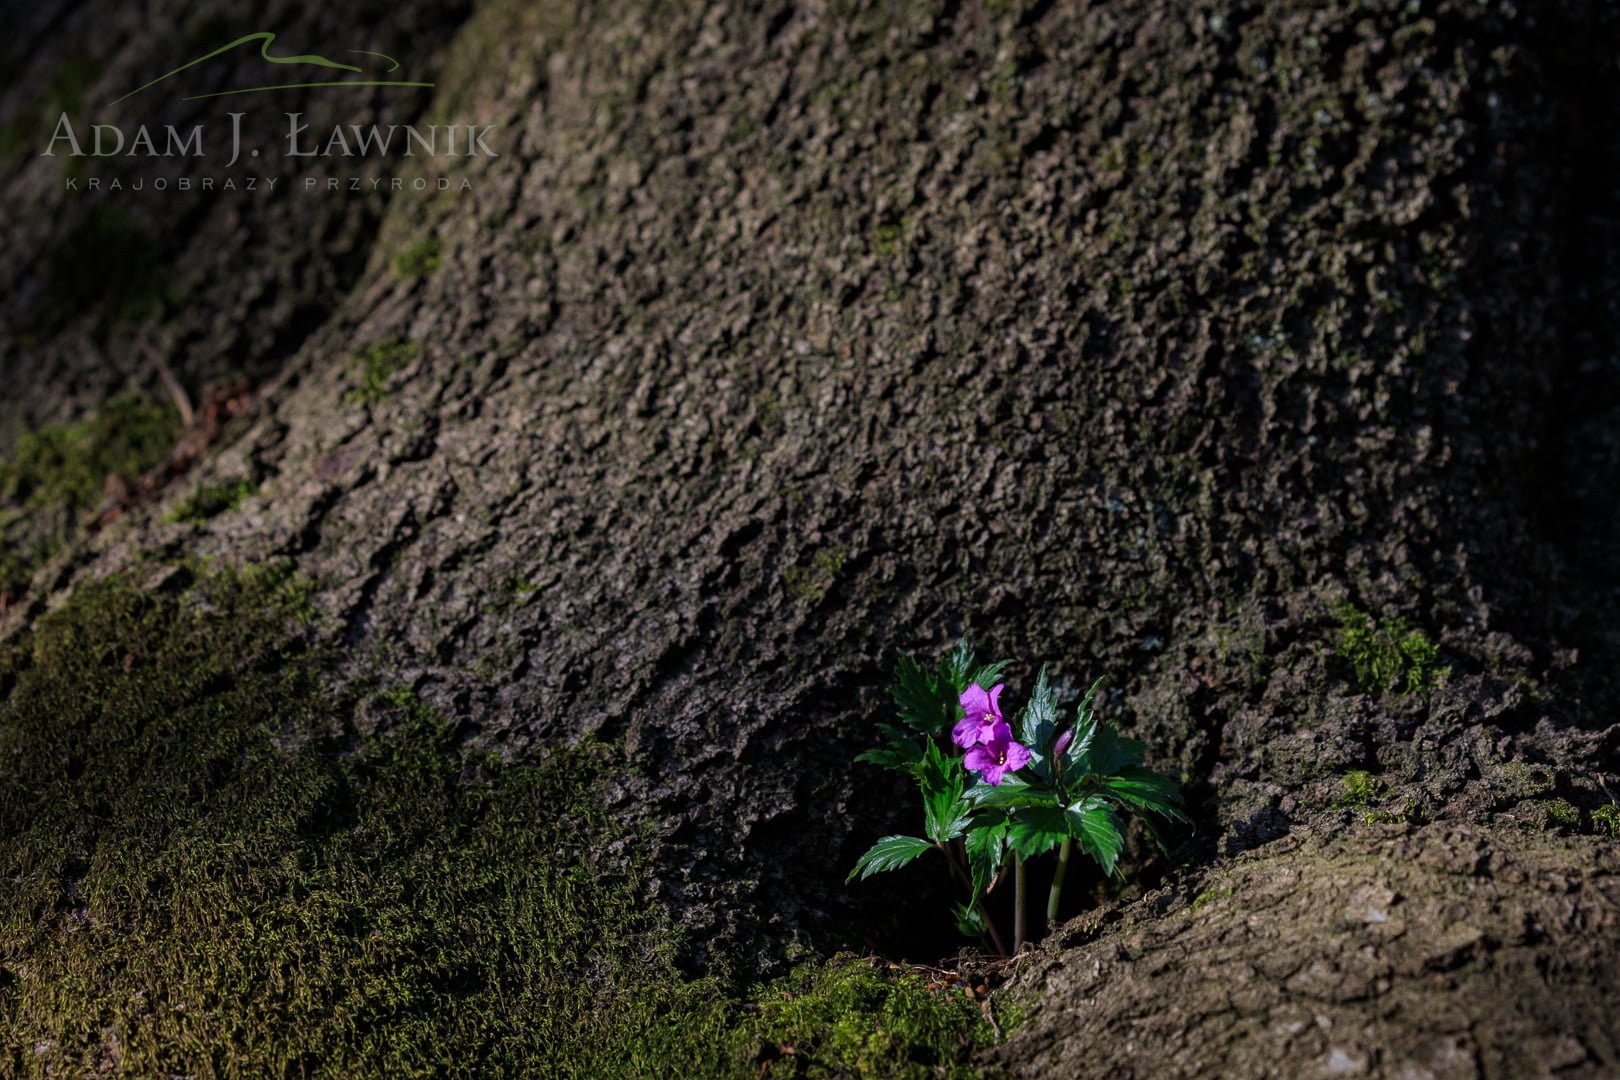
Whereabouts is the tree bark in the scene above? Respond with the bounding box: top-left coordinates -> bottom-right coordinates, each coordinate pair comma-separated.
4,0 -> 1619,1073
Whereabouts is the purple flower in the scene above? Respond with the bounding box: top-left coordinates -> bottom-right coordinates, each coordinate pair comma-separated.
952,683 -> 1006,748
964,728 -> 1032,786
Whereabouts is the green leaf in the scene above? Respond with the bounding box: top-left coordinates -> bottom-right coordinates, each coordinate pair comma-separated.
968,659 -> 1011,692
1016,665 -> 1058,750
968,776 -> 1062,811
1075,675 -> 1106,724
965,818 -> 1008,896
891,651 -> 948,734
1102,766 -> 1188,822
847,835 -> 935,882
941,639 -> 976,694
914,737 -> 957,794
854,723 -> 925,774
925,783 -> 973,843
854,747 -> 912,771
1066,797 -> 1125,876
1073,720 -> 1145,779
952,901 -> 987,937
1008,806 -> 1070,859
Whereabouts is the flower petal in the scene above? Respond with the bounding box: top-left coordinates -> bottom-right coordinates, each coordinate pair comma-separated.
951,716 -> 981,748
959,683 -> 990,720
986,683 -> 1005,720
963,745 -> 994,772
1003,739 -> 1032,772
980,763 -> 1007,786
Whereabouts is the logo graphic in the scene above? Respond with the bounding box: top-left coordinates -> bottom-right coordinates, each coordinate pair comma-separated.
113,31 -> 433,104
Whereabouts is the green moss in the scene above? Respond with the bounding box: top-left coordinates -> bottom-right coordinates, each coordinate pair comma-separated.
1335,770 -> 1381,809
1190,886 -> 1235,912
869,218 -> 905,257
0,395 -> 178,513
1593,804 -> 1620,839
1536,798 -> 1581,833
494,573 -> 544,614
165,478 -> 257,524
1332,602 -> 1448,695
391,236 -> 443,279
346,340 -> 422,404
1362,799 -> 1428,827
0,395 -> 180,599
0,567 -> 990,1076
784,549 -> 847,600
746,958 -> 992,1078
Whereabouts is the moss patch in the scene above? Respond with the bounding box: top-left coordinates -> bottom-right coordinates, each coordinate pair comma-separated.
346,340 -> 422,404
784,549 -> 847,600
1332,602 -> 1448,696
1190,886 -> 1235,913
0,568 -> 990,1076
165,478 -> 257,524
1535,798 -> 1582,833
0,395 -> 180,599
391,236 -> 444,279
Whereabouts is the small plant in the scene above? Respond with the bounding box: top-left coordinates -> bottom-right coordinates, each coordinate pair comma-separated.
1335,770 -> 1381,809
1594,804 -> 1620,838
1332,602 -> 1448,695
848,641 -> 1185,953
1538,798 -> 1581,833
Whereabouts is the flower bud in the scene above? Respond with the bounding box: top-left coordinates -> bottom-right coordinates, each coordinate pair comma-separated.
1051,728 -> 1074,758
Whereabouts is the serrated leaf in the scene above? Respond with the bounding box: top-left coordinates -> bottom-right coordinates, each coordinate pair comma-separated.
1062,677 -> 1107,771
968,659 -> 1012,692
1075,675 -> 1106,724
1074,720 -> 1145,779
965,818 -> 1008,896
968,777 -> 1063,810
855,723 -> 925,774
848,835 -> 934,882
1016,665 -> 1058,751
1102,766 -> 1188,822
891,652 -> 949,734
942,639 -> 976,694
854,747 -> 914,771
914,738 -> 957,794
1008,806 -> 1069,859
925,783 -> 973,843
1066,797 -> 1125,876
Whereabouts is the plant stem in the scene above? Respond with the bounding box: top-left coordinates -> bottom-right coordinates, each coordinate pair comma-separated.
938,843 -> 1009,957
979,900 -> 1009,957
1046,837 -> 1073,925
1014,855 -> 1027,953
939,842 -> 972,888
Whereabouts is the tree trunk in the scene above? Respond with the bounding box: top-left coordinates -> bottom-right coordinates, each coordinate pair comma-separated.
4,0 -> 1619,1074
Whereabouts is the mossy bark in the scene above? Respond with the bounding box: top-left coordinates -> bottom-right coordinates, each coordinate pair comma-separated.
3,0 -> 1620,1074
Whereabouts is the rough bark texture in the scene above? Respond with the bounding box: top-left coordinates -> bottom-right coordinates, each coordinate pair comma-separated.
995,823 -> 1620,1078
3,0 -> 1619,1074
